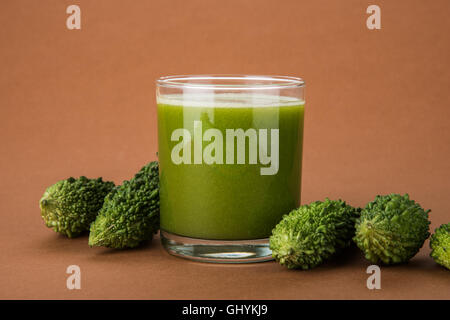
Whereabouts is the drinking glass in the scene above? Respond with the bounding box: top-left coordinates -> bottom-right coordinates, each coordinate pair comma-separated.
156,75 -> 305,263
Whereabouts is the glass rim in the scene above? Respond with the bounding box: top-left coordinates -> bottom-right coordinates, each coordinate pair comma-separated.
156,74 -> 305,90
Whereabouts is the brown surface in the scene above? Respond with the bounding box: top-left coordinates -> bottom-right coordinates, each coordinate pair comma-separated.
0,0 -> 449,299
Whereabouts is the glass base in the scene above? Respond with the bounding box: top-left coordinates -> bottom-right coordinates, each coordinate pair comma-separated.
160,231 -> 274,263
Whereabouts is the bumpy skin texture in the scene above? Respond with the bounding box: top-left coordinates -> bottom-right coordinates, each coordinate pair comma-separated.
430,223 -> 450,270
39,177 -> 115,238
89,161 -> 159,249
354,194 -> 430,265
269,199 -> 360,270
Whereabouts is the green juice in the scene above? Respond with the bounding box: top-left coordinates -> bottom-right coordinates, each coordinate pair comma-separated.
157,94 -> 304,240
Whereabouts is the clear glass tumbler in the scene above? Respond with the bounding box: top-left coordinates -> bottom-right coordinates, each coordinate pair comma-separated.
156,75 -> 305,263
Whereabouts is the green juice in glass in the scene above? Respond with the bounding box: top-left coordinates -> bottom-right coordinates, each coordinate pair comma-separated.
157,94 -> 304,240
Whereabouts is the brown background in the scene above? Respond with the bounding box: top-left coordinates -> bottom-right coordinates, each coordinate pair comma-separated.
0,0 -> 449,299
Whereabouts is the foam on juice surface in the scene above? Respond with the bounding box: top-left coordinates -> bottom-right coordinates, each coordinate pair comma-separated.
157,93 -> 304,108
